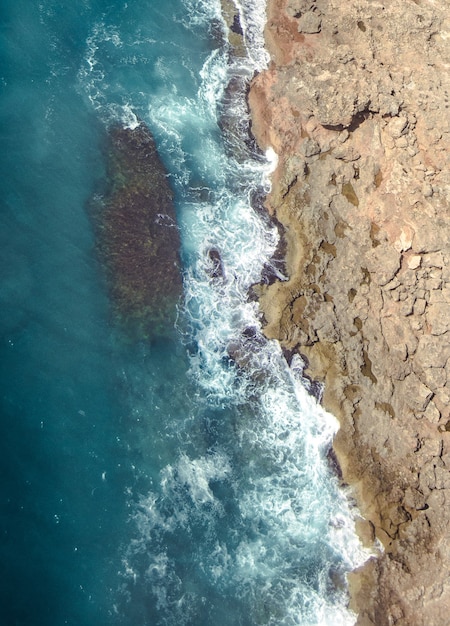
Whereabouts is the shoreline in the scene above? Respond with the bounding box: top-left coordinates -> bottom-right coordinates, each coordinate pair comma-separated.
248,0 -> 450,624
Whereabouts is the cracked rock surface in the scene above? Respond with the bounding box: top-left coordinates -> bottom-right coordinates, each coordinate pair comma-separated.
248,0 -> 450,624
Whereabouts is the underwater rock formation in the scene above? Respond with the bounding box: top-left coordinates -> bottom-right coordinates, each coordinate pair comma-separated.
93,122 -> 182,340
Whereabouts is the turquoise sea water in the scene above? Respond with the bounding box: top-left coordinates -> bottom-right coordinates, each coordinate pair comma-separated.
0,1 -> 366,624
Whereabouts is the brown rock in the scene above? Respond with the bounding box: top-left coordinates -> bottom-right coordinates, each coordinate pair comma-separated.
249,0 -> 450,622
297,11 -> 322,34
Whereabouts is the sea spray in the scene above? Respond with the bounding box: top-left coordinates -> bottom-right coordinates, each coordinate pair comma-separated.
75,0 -> 370,622
111,0 -> 370,624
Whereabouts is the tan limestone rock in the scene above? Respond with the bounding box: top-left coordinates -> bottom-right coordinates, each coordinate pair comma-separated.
249,0 -> 450,622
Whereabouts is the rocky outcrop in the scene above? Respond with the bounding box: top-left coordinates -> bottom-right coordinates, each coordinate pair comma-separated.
91,122 -> 182,339
249,0 -> 450,623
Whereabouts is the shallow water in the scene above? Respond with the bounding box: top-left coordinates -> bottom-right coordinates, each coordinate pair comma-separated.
0,1 -> 366,624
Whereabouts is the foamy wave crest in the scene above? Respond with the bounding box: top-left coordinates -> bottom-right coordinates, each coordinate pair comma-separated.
108,0 -> 371,622
124,363 -> 368,624
233,0 -> 270,70
77,20 -> 155,128
77,22 -> 122,113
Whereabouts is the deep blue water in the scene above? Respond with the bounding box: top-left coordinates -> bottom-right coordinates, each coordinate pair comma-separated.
0,1 -> 366,625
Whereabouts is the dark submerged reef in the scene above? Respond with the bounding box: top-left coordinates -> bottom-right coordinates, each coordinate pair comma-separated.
91,122 -> 183,340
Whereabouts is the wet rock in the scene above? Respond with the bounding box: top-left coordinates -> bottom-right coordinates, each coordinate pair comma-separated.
221,0 -> 246,57
227,326 -> 269,378
206,247 -> 225,280
230,13 -> 243,36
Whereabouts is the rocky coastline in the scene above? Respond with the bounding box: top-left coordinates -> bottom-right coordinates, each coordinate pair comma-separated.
247,0 -> 450,624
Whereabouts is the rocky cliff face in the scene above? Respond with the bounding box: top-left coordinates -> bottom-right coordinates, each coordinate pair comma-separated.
248,1 -> 450,624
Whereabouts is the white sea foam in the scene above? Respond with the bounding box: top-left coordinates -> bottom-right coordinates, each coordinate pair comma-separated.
126,2 -> 367,626
181,0 -> 224,30
162,452 -> 231,507
233,0 -> 271,69
263,147 -> 279,191
78,2 -> 370,623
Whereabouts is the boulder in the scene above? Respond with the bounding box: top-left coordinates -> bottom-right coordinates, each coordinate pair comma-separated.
297,11 -> 322,34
